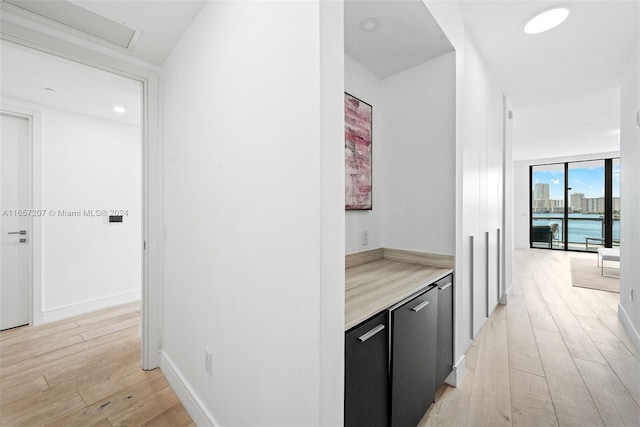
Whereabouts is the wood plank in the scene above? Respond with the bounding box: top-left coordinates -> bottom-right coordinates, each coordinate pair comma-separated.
510,368 -> 558,427
505,292 -> 531,325
0,388 -> 86,426
45,348 -> 141,399
79,315 -> 140,341
591,288 -> 620,312
0,326 -> 139,380
44,339 -> 139,387
574,314 -> 634,357
418,368 -> 475,427
599,348 -> 640,408
0,321 -> 78,346
521,277 -> 550,315
465,338 -> 480,371
73,302 -> 141,326
0,303 -> 190,426
468,317 -> 512,425
527,310 -> 559,333
574,357 -> 640,426
533,328 -> 603,426
533,275 -> 607,364
77,365 -> 164,407
507,319 -> 545,376
572,286 -> 640,358
0,317 -> 78,341
0,332 -> 85,367
140,402 -> 193,427
0,374 -> 49,407
107,384 -> 179,427
44,373 -> 168,427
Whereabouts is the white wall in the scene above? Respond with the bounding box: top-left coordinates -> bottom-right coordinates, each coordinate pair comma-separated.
1,99 -> 142,322
619,41 -> 640,351
381,52 -> 455,255
344,54 -> 384,253
41,108 -> 141,318
461,33 -> 505,339
161,1 -> 343,425
513,86 -> 621,161
344,52 -> 455,256
424,0 -> 508,377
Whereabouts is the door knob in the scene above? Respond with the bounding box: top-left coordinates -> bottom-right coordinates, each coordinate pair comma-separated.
8,230 -> 27,235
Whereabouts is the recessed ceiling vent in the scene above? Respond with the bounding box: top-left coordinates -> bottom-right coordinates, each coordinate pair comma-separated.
3,0 -> 138,48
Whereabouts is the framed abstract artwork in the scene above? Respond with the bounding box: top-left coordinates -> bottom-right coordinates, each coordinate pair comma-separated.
344,93 -> 372,210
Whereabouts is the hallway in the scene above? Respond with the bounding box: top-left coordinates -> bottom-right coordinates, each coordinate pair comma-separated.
421,249 -> 640,426
0,302 -> 192,426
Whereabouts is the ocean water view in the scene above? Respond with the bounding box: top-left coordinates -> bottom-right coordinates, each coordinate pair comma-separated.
533,213 -> 620,244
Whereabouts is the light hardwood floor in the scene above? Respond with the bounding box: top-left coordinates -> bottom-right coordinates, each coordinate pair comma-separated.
0,302 -> 193,427
420,248 -> 640,427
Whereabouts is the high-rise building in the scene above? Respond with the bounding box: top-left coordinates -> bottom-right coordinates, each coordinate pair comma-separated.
570,192 -> 584,212
613,197 -> 621,212
534,183 -> 550,201
582,197 -> 605,213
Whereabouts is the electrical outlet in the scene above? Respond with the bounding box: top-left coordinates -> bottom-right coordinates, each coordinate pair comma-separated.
362,230 -> 368,246
204,350 -> 213,375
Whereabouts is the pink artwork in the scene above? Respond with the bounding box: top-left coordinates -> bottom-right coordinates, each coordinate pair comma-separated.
345,93 -> 372,210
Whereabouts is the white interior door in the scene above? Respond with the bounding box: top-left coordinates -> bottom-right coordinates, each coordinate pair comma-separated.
1,112 -> 31,330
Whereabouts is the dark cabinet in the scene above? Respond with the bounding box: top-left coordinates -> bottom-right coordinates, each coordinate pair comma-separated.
345,274 -> 454,427
344,311 -> 389,427
389,286 -> 439,427
436,274 -> 454,388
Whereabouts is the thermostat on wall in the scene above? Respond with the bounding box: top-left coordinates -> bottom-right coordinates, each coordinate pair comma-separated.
109,215 -> 123,223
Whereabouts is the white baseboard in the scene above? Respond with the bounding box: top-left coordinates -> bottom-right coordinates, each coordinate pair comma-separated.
500,285 -> 512,305
618,302 -> 640,354
41,289 -> 140,324
159,350 -> 219,427
445,354 -> 466,387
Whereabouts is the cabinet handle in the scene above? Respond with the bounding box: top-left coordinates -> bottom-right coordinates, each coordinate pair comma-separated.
358,324 -> 385,342
411,300 -> 430,312
438,282 -> 452,291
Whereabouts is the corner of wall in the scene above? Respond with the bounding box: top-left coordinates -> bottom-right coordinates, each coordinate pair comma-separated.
159,350 -> 219,427
618,303 -> 640,353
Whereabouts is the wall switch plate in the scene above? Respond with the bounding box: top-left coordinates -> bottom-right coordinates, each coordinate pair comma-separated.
204,350 -> 213,375
362,230 -> 368,246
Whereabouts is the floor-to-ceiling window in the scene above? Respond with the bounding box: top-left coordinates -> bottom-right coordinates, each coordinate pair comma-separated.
530,158 -> 620,252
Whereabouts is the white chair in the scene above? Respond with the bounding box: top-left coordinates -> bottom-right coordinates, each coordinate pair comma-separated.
597,248 -> 620,277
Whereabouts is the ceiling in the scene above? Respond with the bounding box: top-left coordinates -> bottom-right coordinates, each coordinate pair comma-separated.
1,41 -> 142,126
458,1 -> 639,108
0,0 -> 206,66
0,0 -> 206,125
344,0 -> 454,79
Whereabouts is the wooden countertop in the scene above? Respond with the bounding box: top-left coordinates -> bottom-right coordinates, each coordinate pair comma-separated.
345,253 -> 453,330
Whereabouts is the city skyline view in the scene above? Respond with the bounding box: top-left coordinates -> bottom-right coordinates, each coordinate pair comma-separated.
533,163 -> 621,200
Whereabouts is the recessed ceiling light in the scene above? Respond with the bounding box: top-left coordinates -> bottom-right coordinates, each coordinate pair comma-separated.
359,17 -> 380,33
113,106 -> 126,113
524,7 -> 570,34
